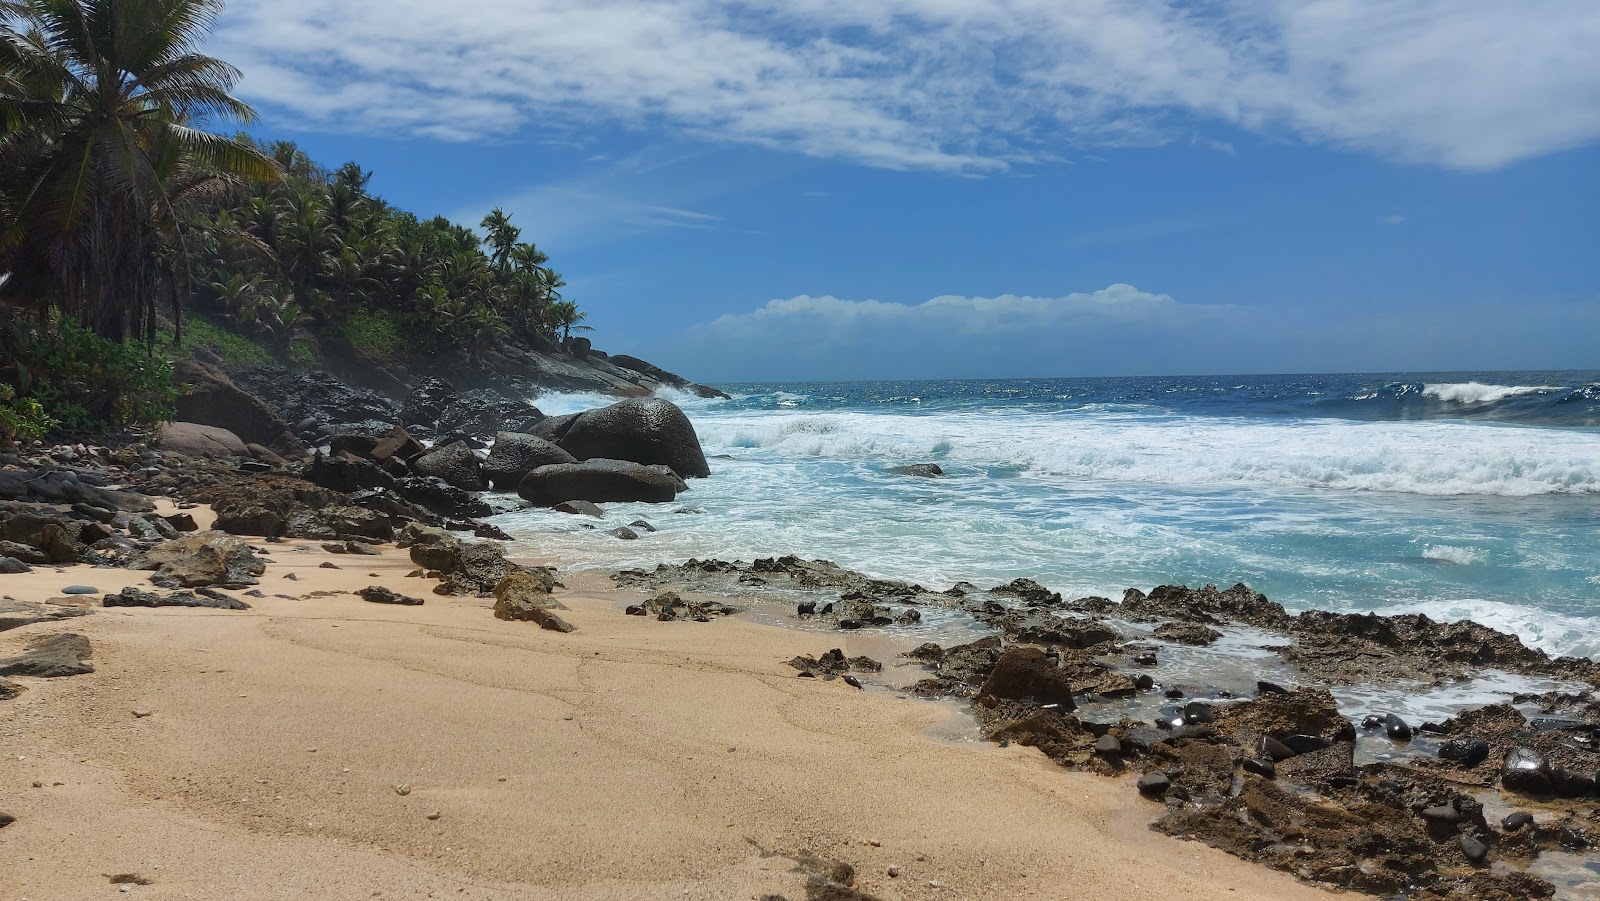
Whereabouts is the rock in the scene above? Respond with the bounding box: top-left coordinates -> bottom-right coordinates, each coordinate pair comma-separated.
392,476 -> 491,519
1384,713 -> 1414,741
1094,734 -> 1122,756
304,452 -> 394,493
131,532 -> 267,588
0,632 -> 93,677
1421,804 -> 1462,824
1154,622 -> 1223,646
1439,736 -> 1491,766
1460,833 -> 1489,863
494,574 -> 573,632
103,586 -> 251,610
369,426 -> 425,466
978,647 -> 1078,710
518,459 -> 682,505
0,540 -> 50,565
318,505 -> 394,541
1502,812 -> 1534,831
1136,771 -> 1171,796
173,360 -> 303,454
0,810 -> 12,828
343,541 -> 381,556
358,586 -> 424,606
212,505 -> 286,538
553,500 -> 604,517
60,585 -> 99,595
0,677 -> 21,700
608,527 -> 640,540
0,557 -> 31,574
0,513 -> 83,563
1501,747 -> 1552,795
1241,757 -> 1276,779
606,354 -> 729,399
163,513 -> 199,532
556,398 -> 710,479
411,442 -> 487,492
482,432 -> 576,490
890,463 -> 944,478
155,422 -> 250,457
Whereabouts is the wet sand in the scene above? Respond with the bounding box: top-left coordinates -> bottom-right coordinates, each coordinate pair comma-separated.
0,520 -> 1337,900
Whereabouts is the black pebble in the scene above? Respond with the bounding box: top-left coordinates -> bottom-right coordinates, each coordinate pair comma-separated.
843,675 -> 863,689
1502,812 -> 1534,832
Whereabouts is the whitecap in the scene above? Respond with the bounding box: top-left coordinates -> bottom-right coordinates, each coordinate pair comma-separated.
1423,382 -> 1563,404
1421,545 -> 1484,566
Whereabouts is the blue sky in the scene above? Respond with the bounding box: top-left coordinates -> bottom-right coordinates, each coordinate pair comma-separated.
211,0 -> 1600,381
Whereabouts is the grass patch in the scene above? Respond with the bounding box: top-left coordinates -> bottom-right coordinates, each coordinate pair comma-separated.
342,308 -> 407,362
175,316 -> 276,367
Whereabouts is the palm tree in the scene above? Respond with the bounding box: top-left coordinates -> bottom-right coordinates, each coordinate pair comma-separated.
479,207 -> 519,275
0,0 -> 277,342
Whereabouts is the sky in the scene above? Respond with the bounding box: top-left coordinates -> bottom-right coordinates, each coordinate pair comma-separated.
209,0 -> 1600,382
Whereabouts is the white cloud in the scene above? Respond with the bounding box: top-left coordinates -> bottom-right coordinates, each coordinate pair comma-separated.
1381,214 -> 1406,225
213,1 -> 1600,172
703,284 -> 1212,336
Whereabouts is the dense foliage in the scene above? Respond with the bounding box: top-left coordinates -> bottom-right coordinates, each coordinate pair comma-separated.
183,143 -> 586,358
5,317 -> 175,431
0,0 -> 590,439
0,0 -> 276,342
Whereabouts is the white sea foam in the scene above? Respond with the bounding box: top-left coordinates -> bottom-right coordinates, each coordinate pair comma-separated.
1421,545 -> 1484,565
1402,599 -> 1600,660
694,409 -> 1600,497
1423,382 -> 1561,404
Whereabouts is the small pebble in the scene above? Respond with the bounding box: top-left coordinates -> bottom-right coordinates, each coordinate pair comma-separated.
132,708 -> 153,718
867,838 -> 881,847
426,811 -> 441,820
395,785 -> 412,796
887,866 -> 900,878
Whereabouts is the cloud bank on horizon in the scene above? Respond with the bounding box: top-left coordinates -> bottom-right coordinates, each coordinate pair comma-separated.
655,286 -> 1600,381
215,0 -> 1600,172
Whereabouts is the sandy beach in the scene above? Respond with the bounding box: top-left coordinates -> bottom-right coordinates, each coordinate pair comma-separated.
0,505 -> 1339,901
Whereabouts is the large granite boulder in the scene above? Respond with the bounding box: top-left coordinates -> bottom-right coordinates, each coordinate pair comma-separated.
517,459 -> 682,506
173,360 -> 304,454
132,532 -> 267,588
482,432 -> 576,490
557,398 -> 709,478
156,422 -> 249,458
411,442 -> 487,491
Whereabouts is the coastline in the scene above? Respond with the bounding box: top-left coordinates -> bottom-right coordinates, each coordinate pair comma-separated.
1,524 -> 1335,900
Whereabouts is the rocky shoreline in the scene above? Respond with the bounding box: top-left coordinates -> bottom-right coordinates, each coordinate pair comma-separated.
4,375 -> 1598,899
613,557 -> 1600,899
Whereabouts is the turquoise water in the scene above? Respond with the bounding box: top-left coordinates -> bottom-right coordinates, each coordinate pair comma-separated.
499,371 -> 1600,659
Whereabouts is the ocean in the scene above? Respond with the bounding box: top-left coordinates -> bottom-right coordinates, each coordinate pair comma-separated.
499,370 -> 1600,661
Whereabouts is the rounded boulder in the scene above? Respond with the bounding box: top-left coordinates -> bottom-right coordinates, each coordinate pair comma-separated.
557,398 -> 710,479
482,432 -> 577,490
517,459 -> 682,506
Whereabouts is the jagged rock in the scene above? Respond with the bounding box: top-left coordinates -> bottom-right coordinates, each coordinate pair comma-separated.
358,586 -> 424,606
0,512 -> 83,563
607,354 -> 729,399
1154,621 -> 1223,646
155,422 -> 250,457
102,586 -> 251,610
304,452 -> 395,493
213,504 -> 286,538
411,442 -> 487,491
482,432 -> 576,489
0,677 -> 21,700
163,512 -> 199,532
0,632 -> 93,677
492,572 -> 570,631
392,476 -> 491,519
131,532 -> 267,588
556,397 -> 711,479
518,459 -> 682,505
979,647 -> 1078,710
0,598 -> 93,631
0,540 -> 50,565
890,463 -> 944,478
318,505 -> 393,541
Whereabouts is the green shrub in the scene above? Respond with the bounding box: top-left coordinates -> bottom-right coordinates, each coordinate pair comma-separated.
0,383 -> 57,443
342,308 -> 407,361
177,316 -> 276,367
8,321 -> 177,433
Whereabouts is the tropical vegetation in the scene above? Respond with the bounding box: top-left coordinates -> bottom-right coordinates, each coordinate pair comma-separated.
0,0 -> 588,438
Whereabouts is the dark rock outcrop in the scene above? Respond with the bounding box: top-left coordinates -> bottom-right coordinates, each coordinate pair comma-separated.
131,532 -> 267,588
155,422 -> 251,458
518,459 -> 682,505
103,586 -> 251,610
482,432 -> 576,490
173,360 -> 304,455
556,398 -> 710,479
411,442 -> 487,491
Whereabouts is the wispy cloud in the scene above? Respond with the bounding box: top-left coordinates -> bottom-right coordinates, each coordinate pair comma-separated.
213,1 -> 1600,173
1381,214 -> 1407,225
